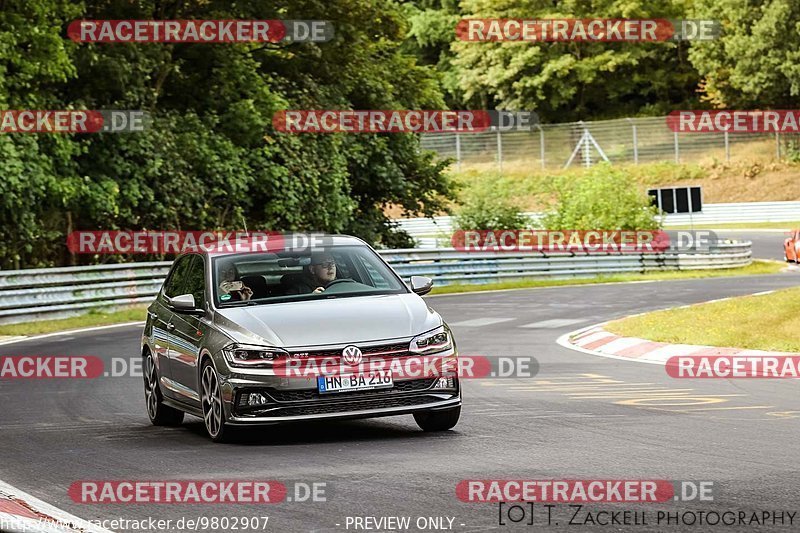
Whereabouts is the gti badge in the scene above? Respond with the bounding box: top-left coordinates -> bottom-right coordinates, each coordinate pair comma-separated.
342,345 -> 363,366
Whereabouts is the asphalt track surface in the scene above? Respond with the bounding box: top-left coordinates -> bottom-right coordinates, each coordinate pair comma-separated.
2,271 -> 800,532
715,230 -> 786,261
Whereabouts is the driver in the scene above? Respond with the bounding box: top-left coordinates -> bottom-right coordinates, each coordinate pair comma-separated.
285,252 -> 337,294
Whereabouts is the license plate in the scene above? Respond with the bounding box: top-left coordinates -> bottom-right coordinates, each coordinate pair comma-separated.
317,371 -> 393,394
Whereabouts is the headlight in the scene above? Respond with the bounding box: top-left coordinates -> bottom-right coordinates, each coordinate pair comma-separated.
222,344 -> 289,368
410,326 -> 453,355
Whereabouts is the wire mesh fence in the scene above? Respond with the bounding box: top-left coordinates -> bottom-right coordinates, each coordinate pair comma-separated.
420,116 -> 797,170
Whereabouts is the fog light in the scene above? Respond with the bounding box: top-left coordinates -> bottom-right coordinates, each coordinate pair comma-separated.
434,377 -> 455,389
247,393 -> 269,406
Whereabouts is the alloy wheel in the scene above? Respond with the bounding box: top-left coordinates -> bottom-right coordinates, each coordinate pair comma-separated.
201,364 -> 223,438
144,354 -> 159,420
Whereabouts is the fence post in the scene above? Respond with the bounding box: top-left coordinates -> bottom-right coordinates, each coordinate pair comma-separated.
776,131 -> 781,160
579,121 -> 591,168
627,118 -> 638,164
455,132 -> 461,172
724,131 -> 730,162
673,131 -> 680,163
537,124 -> 545,169
496,128 -> 503,172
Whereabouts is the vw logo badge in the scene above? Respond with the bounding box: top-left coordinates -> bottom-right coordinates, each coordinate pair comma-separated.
342,345 -> 363,366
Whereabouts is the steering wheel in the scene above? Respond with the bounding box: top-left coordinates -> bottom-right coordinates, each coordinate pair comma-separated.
324,278 -> 354,289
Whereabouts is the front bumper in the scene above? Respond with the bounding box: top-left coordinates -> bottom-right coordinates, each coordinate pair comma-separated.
216,337 -> 461,425
221,375 -> 460,425
228,395 -> 461,424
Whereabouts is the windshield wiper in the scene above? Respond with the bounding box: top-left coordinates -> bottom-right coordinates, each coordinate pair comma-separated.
219,300 -> 259,307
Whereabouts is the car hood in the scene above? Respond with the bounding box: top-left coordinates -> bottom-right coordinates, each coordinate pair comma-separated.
213,293 -> 442,348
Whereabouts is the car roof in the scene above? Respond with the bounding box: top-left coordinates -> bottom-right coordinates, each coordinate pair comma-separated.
198,234 -> 369,259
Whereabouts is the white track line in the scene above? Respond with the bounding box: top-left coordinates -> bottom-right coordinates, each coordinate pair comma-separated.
0,322 -> 144,347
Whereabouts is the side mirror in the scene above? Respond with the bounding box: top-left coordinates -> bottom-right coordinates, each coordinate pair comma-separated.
169,294 -> 202,314
410,276 -> 433,296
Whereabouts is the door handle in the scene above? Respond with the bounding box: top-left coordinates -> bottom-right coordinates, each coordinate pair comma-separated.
166,323 -> 176,331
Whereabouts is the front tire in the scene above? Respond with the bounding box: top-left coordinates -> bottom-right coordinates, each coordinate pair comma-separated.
201,360 -> 230,443
414,406 -> 461,432
143,352 -> 184,426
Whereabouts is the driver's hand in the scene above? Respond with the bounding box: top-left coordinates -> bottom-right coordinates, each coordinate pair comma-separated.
313,287 -> 325,294
240,286 -> 253,301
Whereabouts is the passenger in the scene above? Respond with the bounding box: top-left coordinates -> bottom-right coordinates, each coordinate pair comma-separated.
218,262 -> 253,301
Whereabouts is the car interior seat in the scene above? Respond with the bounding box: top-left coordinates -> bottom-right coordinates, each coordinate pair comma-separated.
240,275 -> 270,299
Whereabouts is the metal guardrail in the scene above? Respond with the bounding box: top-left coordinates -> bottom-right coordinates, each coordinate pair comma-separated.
395,201 -> 800,247
0,262 -> 171,325
0,243 -> 752,325
381,242 -> 752,284
659,201 -> 800,225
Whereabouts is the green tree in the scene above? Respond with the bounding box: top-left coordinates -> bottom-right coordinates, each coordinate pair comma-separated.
403,0 -> 470,108
451,0 -> 700,120
689,0 -> 800,108
0,0 -> 456,267
0,0 -> 86,268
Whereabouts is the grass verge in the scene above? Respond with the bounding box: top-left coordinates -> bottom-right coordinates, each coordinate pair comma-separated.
429,260 -> 785,295
0,305 -> 148,338
606,284 -> 800,352
445,156 -> 800,212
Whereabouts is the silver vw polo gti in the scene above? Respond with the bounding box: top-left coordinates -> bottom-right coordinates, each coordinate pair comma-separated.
141,235 -> 461,441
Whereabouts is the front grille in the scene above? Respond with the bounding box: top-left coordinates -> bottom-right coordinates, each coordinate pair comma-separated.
247,394 -> 441,418
235,378 -> 438,411
268,378 -> 436,402
288,342 -> 410,360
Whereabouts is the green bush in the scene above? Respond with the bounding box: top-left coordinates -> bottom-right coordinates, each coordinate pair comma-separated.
454,182 -> 532,230
542,164 -> 662,230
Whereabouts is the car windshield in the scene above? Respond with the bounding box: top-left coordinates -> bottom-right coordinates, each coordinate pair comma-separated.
212,245 -> 408,306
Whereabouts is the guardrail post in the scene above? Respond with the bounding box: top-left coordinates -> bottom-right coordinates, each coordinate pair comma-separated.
673,132 -> 680,163
537,124 -> 545,169
455,132 -> 461,172
724,131 -> 730,162
496,128 -> 503,173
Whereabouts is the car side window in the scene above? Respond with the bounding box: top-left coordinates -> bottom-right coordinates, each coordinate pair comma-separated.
183,255 -> 206,307
163,255 -> 193,299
